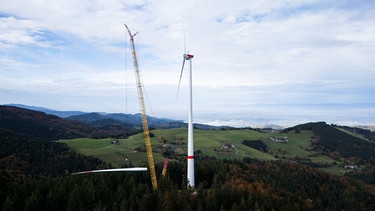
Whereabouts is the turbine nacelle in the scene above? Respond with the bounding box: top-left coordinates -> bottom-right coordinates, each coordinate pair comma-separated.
177,53 -> 194,98
184,53 -> 194,60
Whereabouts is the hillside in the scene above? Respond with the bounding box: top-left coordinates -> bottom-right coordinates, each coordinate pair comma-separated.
0,128 -> 108,178
0,106 -> 115,176
287,122 -> 375,164
1,106 -> 375,209
0,107 -> 113,208
0,105 -> 140,140
2,158 -> 375,210
61,122 -> 375,186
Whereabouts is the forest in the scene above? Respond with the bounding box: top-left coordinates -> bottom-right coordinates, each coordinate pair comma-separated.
0,106 -> 141,140
287,122 -> 375,164
1,106 -> 375,210
2,158 -> 375,210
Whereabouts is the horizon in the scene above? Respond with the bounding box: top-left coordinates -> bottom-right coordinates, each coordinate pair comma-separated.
1,1 -> 374,128
4,103 -> 375,129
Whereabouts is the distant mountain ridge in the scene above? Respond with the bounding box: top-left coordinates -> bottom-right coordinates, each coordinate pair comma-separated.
66,112 -> 184,129
0,105 -> 141,140
4,103 -> 185,128
4,104 -> 228,129
5,104 -> 86,118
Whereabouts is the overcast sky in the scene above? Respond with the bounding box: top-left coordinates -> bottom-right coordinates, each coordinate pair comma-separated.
1,0 -> 375,127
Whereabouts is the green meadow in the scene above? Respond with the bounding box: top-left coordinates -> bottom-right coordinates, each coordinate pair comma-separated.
60,128 -> 345,173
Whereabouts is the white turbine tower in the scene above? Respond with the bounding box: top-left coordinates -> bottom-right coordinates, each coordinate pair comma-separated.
178,52 -> 195,189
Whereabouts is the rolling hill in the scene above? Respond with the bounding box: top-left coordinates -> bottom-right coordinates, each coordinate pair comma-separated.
61,122 -> 375,179
286,122 -> 375,164
2,105 -> 374,172
66,112 -> 186,129
0,105 -> 144,140
4,103 -> 231,130
5,103 -> 187,129
2,105 -> 375,210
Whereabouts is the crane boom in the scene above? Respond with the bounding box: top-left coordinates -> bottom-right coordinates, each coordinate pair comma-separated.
124,24 -> 158,190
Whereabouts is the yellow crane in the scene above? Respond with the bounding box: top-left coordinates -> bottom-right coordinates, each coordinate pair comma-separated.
124,24 -> 157,190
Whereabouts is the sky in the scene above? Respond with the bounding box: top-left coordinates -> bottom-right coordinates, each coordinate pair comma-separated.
1,0 -> 375,127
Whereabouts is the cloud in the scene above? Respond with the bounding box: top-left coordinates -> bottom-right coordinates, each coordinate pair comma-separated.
1,0 -> 375,125
0,16 -> 48,49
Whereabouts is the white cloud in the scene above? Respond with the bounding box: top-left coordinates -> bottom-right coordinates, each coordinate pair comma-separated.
0,17 -> 48,49
1,0 -> 375,125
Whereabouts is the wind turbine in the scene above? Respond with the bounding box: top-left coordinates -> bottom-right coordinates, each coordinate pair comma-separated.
178,50 -> 195,189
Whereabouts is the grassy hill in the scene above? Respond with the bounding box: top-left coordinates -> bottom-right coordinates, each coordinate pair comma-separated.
2,105 -> 374,177
61,122 -> 375,176
57,127 -> 329,171
60,128 -> 313,165
60,128 -> 276,168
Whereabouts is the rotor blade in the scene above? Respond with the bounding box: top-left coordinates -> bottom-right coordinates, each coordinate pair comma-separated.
177,57 -> 186,99
71,167 -> 148,175
183,21 -> 187,54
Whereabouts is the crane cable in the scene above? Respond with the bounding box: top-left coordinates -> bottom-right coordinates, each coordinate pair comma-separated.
125,28 -> 129,161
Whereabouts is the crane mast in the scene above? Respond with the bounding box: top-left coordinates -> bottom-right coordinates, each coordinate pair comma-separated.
124,24 -> 157,190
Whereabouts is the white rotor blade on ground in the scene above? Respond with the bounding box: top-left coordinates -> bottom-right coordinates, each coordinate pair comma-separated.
71,167 -> 148,175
